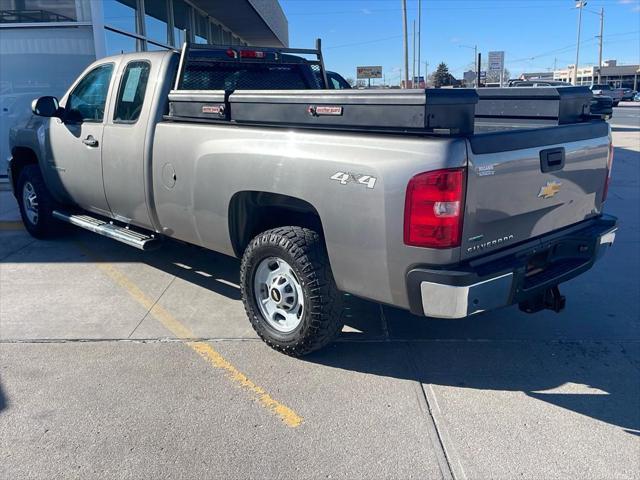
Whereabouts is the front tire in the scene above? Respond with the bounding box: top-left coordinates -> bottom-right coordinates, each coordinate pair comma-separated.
17,164 -> 59,239
240,226 -> 343,356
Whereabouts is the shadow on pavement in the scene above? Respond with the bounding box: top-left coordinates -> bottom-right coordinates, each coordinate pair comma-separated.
302,339 -> 640,436
0,381 -> 7,413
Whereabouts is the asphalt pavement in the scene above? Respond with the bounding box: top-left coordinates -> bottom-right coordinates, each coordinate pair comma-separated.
0,127 -> 638,479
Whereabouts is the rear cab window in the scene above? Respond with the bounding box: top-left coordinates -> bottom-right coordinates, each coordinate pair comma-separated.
114,61 -> 151,123
182,62 -> 320,90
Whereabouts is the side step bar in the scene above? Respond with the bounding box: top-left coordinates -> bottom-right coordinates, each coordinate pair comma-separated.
53,211 -> 160,251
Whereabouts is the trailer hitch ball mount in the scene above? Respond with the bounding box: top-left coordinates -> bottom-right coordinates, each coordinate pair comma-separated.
519,286 -> 566,314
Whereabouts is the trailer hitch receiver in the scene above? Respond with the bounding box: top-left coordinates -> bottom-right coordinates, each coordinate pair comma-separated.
519,286 -> 566,314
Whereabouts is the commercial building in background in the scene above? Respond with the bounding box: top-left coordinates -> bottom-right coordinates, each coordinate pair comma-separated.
0,0 -> 288,180
552,60 -> 640,88
518,71 -> 554,81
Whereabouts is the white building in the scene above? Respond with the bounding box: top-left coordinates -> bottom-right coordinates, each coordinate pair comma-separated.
552,60 -> 640,88
0,0 -> 288,180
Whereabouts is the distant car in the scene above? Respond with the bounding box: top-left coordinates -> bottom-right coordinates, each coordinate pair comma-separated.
590,95 -> 614,120
589,84 -> 622,106
326,71 -> 352,90
634,92 -> 640,102
620,89 -> 636,101
510,80 -> 571,87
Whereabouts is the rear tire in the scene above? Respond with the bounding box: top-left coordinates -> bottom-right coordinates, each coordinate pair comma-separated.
240,226 -> 343,356
16,164 -> 59,239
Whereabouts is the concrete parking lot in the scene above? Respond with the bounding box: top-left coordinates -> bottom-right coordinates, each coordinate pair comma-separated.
1,110 -> 639,479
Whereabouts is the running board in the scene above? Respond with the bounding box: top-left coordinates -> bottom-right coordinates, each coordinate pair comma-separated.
53,211 -> 160,250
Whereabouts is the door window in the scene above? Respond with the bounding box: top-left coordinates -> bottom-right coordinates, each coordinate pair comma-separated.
66,63 -> 114,122
114,61 -> 151,123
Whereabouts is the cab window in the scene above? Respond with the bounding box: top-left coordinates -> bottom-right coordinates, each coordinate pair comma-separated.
66,64 -> 114,122
114,61 -> 151,123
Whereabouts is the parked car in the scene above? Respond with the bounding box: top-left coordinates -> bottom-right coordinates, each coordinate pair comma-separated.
590,84 -> 622,106
619,89 -> 636,101
510,80 -> 569,87
8,42 -> 617,356
590,95 -> 614,120
326,71 -> 352,90
634,92 -> 640,102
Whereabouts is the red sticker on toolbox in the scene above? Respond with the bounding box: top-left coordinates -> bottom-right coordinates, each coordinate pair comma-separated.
314,106 -> 343,116
202,104 -> 224,114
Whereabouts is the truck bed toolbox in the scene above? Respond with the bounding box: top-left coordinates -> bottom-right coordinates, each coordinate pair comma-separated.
227,89 -> 478,134
475,86 -> 592,125
167,88 -> 479,135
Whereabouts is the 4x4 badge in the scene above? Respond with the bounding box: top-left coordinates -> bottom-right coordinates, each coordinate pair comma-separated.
538,181 -> 562,199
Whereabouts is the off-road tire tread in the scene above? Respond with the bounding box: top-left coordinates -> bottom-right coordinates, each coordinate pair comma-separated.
240,226 -> 343,356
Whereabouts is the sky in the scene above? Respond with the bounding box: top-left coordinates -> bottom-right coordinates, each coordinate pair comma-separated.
279,0 -> 640,84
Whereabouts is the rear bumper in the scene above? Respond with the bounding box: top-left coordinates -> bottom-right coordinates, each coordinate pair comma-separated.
406,215 -> 618,318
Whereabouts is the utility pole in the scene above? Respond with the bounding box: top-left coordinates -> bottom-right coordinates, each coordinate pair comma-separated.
596,7 -> 604,83
425,61 -> 429,87
417,0 -> 422,87
477,52 -> 482,88
412,20 -> 416,88
402,0 -> 409,88
573,0 -> 586,85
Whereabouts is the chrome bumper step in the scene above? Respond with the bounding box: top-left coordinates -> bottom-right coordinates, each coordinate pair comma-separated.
53,211 -> 160,250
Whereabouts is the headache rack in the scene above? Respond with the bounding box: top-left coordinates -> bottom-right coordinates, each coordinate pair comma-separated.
174,39 -> 329,90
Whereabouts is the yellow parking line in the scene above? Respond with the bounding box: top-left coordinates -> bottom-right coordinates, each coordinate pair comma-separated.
86,251 -> 303,428
0,221 -> 24,230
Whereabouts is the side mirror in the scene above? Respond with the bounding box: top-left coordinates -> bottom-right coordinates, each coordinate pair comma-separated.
31,96 -> 61,118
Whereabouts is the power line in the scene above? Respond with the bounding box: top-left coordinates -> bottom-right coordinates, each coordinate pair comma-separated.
324,34 -> 403,49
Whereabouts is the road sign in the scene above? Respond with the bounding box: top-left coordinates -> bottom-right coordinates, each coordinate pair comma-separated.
488,51 -> 504,72
357,66 -> 383,79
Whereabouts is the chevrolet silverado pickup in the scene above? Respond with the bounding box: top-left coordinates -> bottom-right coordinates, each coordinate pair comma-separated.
8,42 -> 617,355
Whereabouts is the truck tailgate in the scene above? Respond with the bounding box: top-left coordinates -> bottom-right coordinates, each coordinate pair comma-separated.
462,122 -> 611,260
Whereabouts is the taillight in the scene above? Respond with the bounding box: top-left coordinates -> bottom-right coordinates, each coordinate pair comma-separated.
239,50 -> 266,59
404,168 -> 466,248
602,142 -> 614,202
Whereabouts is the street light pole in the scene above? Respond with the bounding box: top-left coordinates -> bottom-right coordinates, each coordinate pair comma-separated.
573,0 -> 586,85
401,0 -> 409,88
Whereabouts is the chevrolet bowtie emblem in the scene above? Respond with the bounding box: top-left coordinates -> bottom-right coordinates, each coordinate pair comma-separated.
538,181 -> 562,199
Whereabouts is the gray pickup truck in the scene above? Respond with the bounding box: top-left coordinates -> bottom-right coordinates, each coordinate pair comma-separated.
8,42 -> 617,356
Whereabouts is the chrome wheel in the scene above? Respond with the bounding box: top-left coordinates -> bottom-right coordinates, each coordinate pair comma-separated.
22,181 -> 39,225
253,256 -> 304,333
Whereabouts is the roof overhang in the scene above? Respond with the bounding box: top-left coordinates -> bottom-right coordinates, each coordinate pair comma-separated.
192,0 -> 288,47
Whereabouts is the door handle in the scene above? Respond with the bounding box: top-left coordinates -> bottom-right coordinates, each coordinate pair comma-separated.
82,135 -> 99,147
